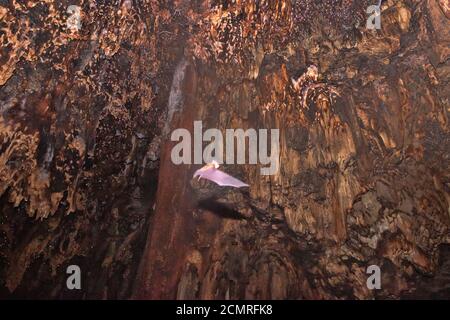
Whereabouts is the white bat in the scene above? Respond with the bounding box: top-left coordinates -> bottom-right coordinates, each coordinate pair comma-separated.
193,161 -> 249,188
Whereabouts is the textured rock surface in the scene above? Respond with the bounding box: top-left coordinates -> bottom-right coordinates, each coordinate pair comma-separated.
0,0 -> 175,299
1,0 -> 449,299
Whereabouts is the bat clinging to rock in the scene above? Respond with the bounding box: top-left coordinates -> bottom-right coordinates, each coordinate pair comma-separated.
193,161 -> 249,188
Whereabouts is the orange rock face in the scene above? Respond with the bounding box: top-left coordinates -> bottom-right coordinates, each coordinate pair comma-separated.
1,1 -> 449,299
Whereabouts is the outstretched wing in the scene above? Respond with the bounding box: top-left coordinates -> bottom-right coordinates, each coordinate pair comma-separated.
194,168 -> 249,188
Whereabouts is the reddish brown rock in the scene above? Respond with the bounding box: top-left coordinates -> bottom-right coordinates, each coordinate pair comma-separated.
1,0 -> 449,300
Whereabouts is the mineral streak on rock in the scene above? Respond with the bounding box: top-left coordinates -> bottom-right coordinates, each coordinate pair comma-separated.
438,0 -> 450,19
1,0 -> 450,299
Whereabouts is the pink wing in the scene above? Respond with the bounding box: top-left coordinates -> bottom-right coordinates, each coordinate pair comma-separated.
194,168 -> 249,188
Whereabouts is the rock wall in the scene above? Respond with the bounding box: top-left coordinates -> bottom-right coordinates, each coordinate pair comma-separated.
1,0 -> 449,299
0,0 -> 177,299
135,0 -> 450,299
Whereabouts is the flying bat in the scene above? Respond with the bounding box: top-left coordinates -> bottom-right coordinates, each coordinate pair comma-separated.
193,161 -> 249,188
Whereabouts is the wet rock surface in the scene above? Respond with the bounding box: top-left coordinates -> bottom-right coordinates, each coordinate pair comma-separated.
1,1 -> 449,299
0,0 -> 176,299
